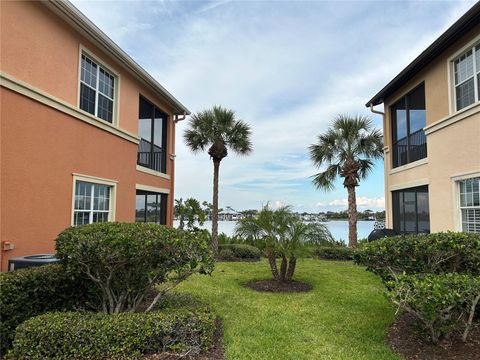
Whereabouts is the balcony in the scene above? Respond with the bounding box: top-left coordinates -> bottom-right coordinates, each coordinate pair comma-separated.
392,129 -> 427,168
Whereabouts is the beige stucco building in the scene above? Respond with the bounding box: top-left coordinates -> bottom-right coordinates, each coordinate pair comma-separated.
366,4 -> 480,234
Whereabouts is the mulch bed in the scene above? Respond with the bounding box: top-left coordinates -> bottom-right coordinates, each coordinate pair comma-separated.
244,279 -> 313,293
144,317 -> 224,360
388,313 -> 480,360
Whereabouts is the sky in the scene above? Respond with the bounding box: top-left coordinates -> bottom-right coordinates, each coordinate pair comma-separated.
72,0 -> 475,213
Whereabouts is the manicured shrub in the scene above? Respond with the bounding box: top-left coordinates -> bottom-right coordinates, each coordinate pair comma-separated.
354,232 -> 480,281
387,273 -> 480,343
218,247 -> 235,261
0,264 -> 94,355
218,244 -> 262,260
9,308 -> 216,360
56,222 -> 214,314
315,246 -> 357,261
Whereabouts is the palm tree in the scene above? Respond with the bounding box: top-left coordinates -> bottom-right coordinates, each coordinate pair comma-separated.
309,115 -> 383,248
174,198 -> 206,230
235,205 -> 308,282
184,106 -> 252,254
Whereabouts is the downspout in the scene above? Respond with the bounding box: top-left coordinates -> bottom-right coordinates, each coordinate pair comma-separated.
174,112 -> 187,123
369,103 -> 391,229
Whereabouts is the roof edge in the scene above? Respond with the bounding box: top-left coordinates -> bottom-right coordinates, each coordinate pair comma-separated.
365,2 -> 480,108
44,0 -> 190,115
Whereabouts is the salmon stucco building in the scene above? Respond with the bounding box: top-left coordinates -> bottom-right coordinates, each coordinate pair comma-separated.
0,1 -> 190,271
366,3 -> 480,235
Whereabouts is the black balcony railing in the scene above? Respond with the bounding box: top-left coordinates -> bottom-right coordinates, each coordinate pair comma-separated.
137,150 -> 164,172
393,129 -> 427,168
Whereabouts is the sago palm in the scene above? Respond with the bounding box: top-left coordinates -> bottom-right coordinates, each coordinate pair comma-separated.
184,106 -> 252,254
309,115 -> 383,248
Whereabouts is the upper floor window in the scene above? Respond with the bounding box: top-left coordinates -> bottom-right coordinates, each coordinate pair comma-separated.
453,44 -> 480,111
391,83 -> 427,168
137,96 -> 167,173
80,54 -> 115,123
459,177 -> 480,233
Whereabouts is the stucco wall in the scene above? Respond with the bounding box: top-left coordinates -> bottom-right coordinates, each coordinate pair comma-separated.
0,2 -> 179,270
382,24 -> 480,232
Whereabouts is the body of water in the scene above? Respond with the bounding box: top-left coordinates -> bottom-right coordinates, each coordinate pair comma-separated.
173,220 -> 375,242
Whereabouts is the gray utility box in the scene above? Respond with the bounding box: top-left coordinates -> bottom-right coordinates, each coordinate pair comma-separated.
8,254 -> 59,271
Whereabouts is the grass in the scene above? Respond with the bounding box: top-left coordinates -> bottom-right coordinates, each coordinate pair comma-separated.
173,259 -> 400,360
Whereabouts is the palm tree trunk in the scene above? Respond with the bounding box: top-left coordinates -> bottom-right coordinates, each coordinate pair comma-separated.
347,185 -> 358,248
279,255 -> 287,281
267,248 -> 279,280
286,256 -> 296,281
211,159 -> 221,254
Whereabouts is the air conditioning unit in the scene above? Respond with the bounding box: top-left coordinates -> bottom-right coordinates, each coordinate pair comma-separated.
8,254 -> 59,271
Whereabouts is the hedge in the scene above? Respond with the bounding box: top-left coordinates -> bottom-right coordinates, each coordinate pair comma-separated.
387,273 -> 480,343
315,246 -> 357,261
218,244 -> 262,260
354,232 -> 480,281
9,308 -> 216,360
0,264 -> 94,355
56,222 -> 214,313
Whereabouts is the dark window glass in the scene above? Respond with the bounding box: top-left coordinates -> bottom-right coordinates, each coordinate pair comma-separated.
137,96 -> 167,173
80,84 -> 96,115
392,186 -> 430,234
97,94 -> 113,123
135,190 -> 167,225
391,84 -> 427,167
455,78 -> 475,110
79,54 -> 115,122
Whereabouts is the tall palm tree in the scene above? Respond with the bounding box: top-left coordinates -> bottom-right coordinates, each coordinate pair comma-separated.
309,115 -> 383,248
184,106 -> 252,254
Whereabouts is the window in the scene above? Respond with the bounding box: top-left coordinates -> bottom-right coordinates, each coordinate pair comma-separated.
137,96 -> 167,173
80,54 -> 115,123
453,44 -> 480,111
135,190 -> 167,225
459,177 -> 480,233
391,84 -> 427,168
73,181 -> 112,226
392,185 -> 430,234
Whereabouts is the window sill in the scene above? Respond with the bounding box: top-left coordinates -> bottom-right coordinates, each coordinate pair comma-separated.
424,101 -> 480,135
389,157 -> 428,174
136,165 -> 171,180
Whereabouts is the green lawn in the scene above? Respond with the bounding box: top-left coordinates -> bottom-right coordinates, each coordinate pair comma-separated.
174,259 -> 400,360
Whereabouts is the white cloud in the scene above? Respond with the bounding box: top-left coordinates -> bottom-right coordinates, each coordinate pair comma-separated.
72,0 -> 475,212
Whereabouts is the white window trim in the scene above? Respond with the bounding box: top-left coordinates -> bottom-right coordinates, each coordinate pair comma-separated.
135,184 -> 170,194
71,173 -> 118,226
451,171 -> 480,231
77,45 -> 121,127
447,34 -> 480,114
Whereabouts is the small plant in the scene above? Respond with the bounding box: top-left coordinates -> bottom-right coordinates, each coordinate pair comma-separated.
56,222 -> 214,314
388,273 -> 480,343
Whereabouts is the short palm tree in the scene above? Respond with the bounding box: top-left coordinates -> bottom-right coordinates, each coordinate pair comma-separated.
184,106 -> 252,254
235,205 -> 308,281
174,198 -> 206,230
309,115 -> 383,248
